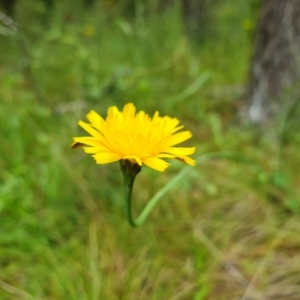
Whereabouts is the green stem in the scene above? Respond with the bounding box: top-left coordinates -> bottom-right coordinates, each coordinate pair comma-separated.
123,173 -> 140,227
122,151 -> 257,227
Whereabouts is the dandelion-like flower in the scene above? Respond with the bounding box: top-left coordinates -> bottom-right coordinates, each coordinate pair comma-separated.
72,103 -> 195,171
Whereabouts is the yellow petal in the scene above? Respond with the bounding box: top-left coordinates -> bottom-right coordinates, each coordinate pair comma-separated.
93,152 -> 121,164
163,147 -> 196,156
170,125 -> 184,134
175,156 -> 196,166
164,117 -> 180,133
164,130 -> 192,147
152,111 -> 160,122
83,146 -> 110,154
86,110 -> 105,128
123,155 -> 143,166
73,137 -> 100,146
107,106 -> 120,121
156,154 -> 175,158
123,103 -> 136,120
78,121 -> 102,138
143,157 -> 171,172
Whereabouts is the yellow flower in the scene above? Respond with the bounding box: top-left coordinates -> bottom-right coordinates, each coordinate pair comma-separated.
72,103 -> 196,172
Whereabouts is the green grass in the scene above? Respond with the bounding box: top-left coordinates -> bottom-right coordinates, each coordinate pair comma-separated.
1,1 -> 300,299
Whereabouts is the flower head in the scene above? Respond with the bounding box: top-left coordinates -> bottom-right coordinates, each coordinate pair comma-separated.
72,103 -> 195,172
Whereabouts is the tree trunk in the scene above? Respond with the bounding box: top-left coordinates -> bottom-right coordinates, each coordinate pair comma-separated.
244,0 -> 300,124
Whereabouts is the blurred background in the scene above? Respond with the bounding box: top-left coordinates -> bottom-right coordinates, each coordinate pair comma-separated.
1,0 -> 300,299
